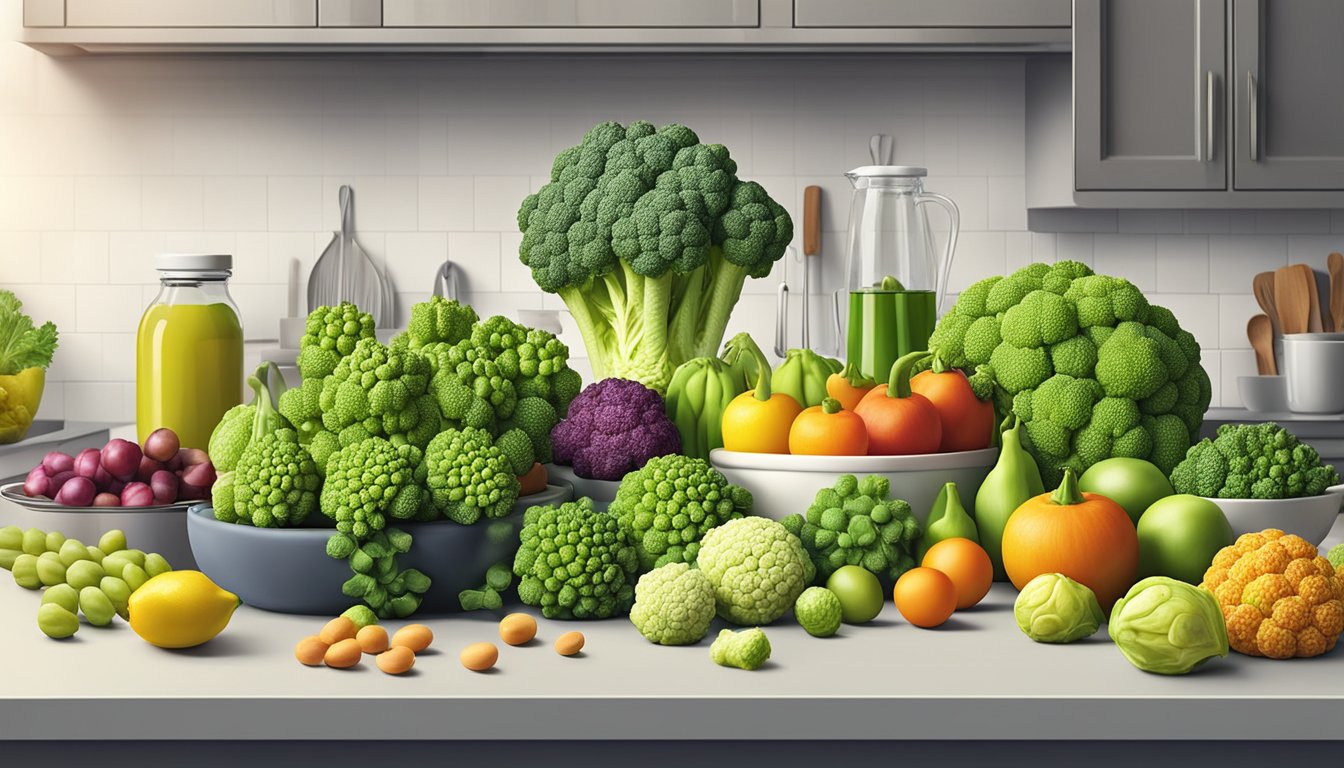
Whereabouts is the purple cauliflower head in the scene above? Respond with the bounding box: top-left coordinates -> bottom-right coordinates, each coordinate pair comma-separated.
550,378 -> 682,481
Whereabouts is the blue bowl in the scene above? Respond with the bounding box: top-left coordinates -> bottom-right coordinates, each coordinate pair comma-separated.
186,484 -> 572,615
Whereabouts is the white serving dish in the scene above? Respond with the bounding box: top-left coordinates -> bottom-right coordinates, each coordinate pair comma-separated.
1282,333 -> 1344,414
709,447 -> 999,523
1237,375 -> 1289,413
1204,486 -> 1344,546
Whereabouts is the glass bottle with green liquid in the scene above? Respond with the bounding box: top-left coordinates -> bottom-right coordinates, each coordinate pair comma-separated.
136,254 -> 244,450
837,163 -> 960,380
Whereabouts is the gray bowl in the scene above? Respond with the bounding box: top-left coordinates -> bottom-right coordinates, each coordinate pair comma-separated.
186,484 -> 572,615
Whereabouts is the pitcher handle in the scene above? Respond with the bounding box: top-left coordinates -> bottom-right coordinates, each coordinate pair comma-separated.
916,191 -> 960,315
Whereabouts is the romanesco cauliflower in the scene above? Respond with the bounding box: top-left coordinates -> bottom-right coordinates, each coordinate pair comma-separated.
696,516 -> 815,625
609,453 -> 751,570
512,497 -> 639,619
710,627 -> 771,670
319,437 -> 425,539
629,562 -> 716,645
780,474 -> 922,586
418,427 -> 519,525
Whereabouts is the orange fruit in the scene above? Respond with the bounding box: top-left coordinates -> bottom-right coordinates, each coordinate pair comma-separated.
893,567 -> 957,628
921,538 -> 993,610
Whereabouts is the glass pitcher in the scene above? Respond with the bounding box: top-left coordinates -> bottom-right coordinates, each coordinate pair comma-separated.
835,166 -> 959,380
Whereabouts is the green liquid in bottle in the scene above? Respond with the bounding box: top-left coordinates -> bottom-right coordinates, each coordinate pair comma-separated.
846,289 -> 936,381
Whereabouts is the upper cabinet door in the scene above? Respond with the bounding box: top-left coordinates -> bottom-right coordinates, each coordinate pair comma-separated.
1233,0 -> 1344,190
64,0 -> 315,27
383,0 -> 759,28
793,0 -> 1070,28
1074,0 -> 1225,191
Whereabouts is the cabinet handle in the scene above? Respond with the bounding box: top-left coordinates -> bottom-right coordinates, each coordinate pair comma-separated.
1205,70 -> 1215,163
1248,71 -> 1259,162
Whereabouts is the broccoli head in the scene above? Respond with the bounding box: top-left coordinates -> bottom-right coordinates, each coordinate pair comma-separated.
927,261 -> 1212,484
550,378 -> 681,481
418,427 -> 520,525
512,497 -> 640,620
609,454 -> 752,570
780,474 -> 922,586
319,437 -> 425,540
317,337 -> 440,450
1170,422 -> 1340,499
518,120 -> 791,392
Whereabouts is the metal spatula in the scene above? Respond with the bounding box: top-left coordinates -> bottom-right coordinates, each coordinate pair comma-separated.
307,185 -> 386,324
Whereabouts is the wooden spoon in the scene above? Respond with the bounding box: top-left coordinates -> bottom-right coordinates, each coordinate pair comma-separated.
1248,314 -> 1276,375
1274,264 -> 1314,335
1252,271 -> 1280,337
1328,252 -> 1344,333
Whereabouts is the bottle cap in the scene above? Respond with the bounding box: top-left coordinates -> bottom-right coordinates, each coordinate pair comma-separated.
155,253 -> 232,272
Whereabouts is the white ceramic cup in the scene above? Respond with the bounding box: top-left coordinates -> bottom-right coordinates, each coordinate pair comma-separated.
1282,333 -> 1344,413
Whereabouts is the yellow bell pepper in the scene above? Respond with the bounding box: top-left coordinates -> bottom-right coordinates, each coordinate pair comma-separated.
0,367 -> 45,444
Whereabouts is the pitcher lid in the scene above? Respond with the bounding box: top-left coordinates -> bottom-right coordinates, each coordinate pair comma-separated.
846,165 -> 928,178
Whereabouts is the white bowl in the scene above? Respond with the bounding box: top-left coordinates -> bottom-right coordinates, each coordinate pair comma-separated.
1237,375 -> 1288,413
1204,488 -> 1343,546
709,448 -> 999,523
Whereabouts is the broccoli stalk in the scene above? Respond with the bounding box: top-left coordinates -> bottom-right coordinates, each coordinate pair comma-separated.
518,121 -> 791,393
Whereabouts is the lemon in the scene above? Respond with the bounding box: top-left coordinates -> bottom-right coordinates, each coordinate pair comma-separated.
127,570 -> 240,649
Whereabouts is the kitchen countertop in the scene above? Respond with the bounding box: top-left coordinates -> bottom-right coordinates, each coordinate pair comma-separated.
0,496 -> 1340,744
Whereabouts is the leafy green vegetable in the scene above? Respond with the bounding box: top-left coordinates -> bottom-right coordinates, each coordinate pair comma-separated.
1170,422 -> 1340,499
0,290 -> 58,375
1013,572 -> 1104,644
517,120 -> 792,392
928,261 -> 1212,485
1109,576 -> 1229,675
458,562 -> 513,612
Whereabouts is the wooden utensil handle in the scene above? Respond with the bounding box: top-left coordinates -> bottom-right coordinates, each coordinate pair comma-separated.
802,186 -> 821,257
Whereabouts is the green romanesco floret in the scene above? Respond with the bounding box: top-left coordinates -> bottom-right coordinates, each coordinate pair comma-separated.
512,497 -> 640,619
794,586 -> 843,638
518,120 -> 791,393
319,437 -> 425,540
317,337 -> 440,450
207,403 -> 254,474
710,627 -> 771,671
629,562 -> 716,645
296,302 -> 376,380
231,425 -> 320,528
458,562 -> 513,612
697,516 -> 815,626
609,454 -> 752,570
494,427 -> 536,476
780,474 -> 922,586
499,396 -> 560,464
927,261 -> 1212,485
417,427 -> 520,525
1169,422 -> 1340,499
394,295 -> 478,351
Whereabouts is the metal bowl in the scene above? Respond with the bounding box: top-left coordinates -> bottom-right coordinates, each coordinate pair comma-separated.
186,484 -> 572,615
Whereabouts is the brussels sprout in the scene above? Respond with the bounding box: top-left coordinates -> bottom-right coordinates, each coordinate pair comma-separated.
1109,576 -> 1228,675
1014,572 -> 1104,644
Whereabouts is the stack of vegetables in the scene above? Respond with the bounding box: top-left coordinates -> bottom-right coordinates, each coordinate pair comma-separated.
207,298 -> 581,619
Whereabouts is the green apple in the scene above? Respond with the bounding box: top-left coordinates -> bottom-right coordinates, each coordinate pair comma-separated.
1079,457 -> 1174,524
826,565 -> 884,624
1137,494 -> 1234,584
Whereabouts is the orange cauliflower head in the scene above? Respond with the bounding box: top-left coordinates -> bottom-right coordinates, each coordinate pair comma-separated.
1200,529 -> 1344,659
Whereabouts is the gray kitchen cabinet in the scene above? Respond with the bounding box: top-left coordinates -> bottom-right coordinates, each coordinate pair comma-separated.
382,0 -> 760,28
1232,0 -> 1344,190
793,0 -> 1070,28
1074,0 -> 1225,191
62,0 -> 315,27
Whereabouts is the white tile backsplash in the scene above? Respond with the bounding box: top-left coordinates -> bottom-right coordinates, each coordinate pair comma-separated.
0,41 -> 1337,420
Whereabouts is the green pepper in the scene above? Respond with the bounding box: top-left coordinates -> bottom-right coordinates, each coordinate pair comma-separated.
974,416 -> 1046,580
665,356 -> 744,460
771,349 -> 842,409
919,481 -> 980,560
